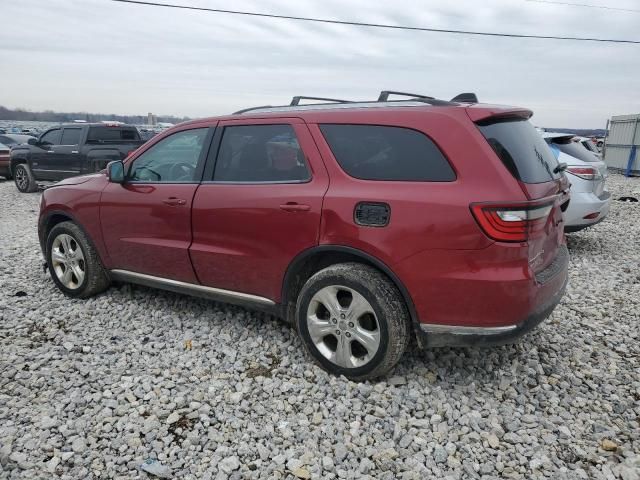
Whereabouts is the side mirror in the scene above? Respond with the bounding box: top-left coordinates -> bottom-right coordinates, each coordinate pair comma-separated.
107,160 -> 125,183
27,137 -> 38,146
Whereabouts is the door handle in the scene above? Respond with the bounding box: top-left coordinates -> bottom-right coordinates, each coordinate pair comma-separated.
279,202 -> 310,212
162,197 -> 187,206
71,151 -> 79,154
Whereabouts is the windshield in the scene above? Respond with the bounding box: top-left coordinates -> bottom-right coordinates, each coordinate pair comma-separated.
477,119 -> 561,183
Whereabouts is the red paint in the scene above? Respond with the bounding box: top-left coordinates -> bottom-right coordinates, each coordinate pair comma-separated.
39,103 -> 568,329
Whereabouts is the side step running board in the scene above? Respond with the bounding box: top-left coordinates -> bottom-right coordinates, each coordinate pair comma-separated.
109,269 -> 276,308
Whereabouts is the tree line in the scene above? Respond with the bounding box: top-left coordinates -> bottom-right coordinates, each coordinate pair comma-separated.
0,106 -> 190,125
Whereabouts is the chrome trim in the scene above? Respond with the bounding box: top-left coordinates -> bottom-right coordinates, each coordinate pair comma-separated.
32,169 -> 79,173
109,269 -> 275,306
420,323 -> 518,335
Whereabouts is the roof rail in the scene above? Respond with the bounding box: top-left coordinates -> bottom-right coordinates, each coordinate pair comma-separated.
233,105 -> 276,114
378,90 -> 435,101
290,96 -> 352,106
451,92 -> 479,103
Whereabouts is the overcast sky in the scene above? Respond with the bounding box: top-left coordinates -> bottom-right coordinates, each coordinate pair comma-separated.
1,0 -> 638,127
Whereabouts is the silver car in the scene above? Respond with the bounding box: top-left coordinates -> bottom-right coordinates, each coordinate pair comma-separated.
543,133 -> 611,232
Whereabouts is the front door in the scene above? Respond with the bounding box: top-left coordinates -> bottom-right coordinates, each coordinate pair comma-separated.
190,119 -> 329,301
100,126 -> 214,282
31,128 -> 63,180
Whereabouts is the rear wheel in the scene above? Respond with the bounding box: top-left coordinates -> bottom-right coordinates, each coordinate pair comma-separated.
14,163 -> 37,193
46,221 -> 111,298
295,263 -> 410,381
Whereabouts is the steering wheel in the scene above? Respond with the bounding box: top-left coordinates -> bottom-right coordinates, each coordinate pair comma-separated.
169,161 -> 196,181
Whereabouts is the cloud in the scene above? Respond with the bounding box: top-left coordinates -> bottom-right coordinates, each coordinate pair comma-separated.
0,0 -> 638,127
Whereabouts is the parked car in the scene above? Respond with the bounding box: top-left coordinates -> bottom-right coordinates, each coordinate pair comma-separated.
0,142 -> 10,179
543,133 -> 611,232
577,136 -> 602,159
10,123 -> 144,192
38,92 -> 570,380
0,133 -> 35,147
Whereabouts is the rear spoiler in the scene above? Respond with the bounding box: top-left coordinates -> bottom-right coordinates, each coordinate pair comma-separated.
466,105 -> 533,124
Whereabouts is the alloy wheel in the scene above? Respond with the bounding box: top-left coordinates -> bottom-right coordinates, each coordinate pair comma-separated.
15,167 -> 27,191
306,285 -> 381,368
51,233 -> 86,289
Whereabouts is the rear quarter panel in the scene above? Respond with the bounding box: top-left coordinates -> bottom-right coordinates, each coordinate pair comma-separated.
308,108 -> 526,264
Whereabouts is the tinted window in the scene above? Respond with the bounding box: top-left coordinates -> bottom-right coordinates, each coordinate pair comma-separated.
129,128 -> 208,183
40,129 -> 61,146
213,125 -> 310,182
61,128 -> 82,145
478,119 -> 561,183
553,139 -> 599,162
87,127 -> 140,143
319,124 -> 455,181
0,136 -> 16,145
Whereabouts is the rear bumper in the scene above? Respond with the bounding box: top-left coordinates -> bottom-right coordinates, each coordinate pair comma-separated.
415,245 -> 569,347
564,190 -> 611,231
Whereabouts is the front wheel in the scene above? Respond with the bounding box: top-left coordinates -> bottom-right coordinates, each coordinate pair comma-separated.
295,263 -> 411,381
14,163 -> 38,193
46,221 -> 111,298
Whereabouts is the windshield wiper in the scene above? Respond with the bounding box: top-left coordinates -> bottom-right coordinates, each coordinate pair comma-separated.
553,162 -> 568,174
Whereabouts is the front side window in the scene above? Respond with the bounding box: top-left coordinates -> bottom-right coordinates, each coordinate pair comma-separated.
61,128 -> 82,145
40,129 -> 61,146
319,124 -> 456,181
129,128 -> 208,183
213,124 -> 310,182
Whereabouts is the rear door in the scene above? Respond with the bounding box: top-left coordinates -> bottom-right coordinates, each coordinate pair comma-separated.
476,119 -> 567,272
190,118 -> 329,301
53,127 -> 84,175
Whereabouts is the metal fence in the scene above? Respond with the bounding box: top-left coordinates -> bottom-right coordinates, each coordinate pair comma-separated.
604,114 -> 640,176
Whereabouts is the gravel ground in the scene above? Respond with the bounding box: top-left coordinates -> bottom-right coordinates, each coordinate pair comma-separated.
0,174 -> 639,480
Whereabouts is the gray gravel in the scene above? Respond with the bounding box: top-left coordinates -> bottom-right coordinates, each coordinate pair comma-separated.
1,174 -> 639,479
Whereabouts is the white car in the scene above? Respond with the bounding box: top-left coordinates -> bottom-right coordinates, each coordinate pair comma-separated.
543,133 -> 611,232
576,136 -> 602,159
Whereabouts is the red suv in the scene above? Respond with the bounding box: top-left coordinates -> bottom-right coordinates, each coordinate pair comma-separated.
38,91 -> 569,380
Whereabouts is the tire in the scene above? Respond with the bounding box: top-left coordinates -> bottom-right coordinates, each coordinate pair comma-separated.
46,221 -> 111,298
13,163 -> 38,193
295,263 -> 410,381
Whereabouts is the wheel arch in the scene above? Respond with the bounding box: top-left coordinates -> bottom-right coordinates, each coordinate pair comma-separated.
39,209 -> 108,270
10,154 -> 29,174
281,245 -> 423,345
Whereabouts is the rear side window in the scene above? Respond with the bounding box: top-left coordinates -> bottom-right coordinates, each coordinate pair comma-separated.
61,128 -> 82,145
477,119 -> 561,183
213,124 -> 310,183
87,127 -> 140,143
319,124 -> 455,181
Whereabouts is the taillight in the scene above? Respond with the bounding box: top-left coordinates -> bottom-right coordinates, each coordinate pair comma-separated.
470,201 -> 555,242
566,166 -> 599,180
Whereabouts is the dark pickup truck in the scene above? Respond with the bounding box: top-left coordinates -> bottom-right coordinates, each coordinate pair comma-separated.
11,123 -> 144,192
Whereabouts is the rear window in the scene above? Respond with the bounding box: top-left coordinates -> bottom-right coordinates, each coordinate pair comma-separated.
478,119 -> 561,183
319,124 -> 455,182
87,127 -> 140,143
550,138 -> 599,163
